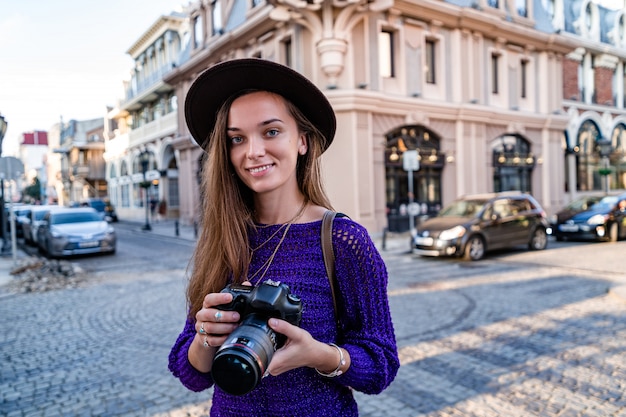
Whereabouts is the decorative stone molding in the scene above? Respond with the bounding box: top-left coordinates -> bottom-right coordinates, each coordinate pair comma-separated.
268,0 -> 392,86
593,53 -> 619,70
566,47 -> 585,62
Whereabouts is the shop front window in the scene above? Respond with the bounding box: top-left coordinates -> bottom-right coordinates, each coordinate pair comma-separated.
492,134 -> 535,193
384,126 -> 445,232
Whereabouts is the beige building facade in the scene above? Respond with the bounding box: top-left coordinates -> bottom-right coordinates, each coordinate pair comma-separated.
163,0 -> 579,235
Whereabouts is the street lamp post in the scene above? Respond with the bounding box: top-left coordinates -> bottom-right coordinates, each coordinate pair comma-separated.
597,138 -> 613,195
0,114 -> 8,254
139,150 -> 152,231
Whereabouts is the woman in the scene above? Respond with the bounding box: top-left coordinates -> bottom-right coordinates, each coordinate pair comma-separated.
169,58 -> 398,416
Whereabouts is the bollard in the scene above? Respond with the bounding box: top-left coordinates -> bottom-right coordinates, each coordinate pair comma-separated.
193,221 -> 198,238
175,220 -> 179,236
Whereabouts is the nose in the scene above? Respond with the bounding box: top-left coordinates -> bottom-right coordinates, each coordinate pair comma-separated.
247,136 -> 265,159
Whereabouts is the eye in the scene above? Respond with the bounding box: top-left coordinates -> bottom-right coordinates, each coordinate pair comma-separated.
266,128 -> 280,138
230,135 -> 243,145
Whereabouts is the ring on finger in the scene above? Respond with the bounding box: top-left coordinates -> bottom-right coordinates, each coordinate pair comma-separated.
203,336 -> 210,348
215,311 -> 223,322
199,322 -> 206,335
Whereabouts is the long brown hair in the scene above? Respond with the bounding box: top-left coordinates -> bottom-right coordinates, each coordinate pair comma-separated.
186,91 -> 333,317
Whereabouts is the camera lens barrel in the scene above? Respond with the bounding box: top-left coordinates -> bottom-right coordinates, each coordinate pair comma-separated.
211,314 -> 277,395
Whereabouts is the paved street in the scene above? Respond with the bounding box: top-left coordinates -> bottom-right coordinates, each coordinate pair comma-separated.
1,231 -> 625,417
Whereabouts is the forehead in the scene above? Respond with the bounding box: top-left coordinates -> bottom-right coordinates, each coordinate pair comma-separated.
229,91 -> 288,113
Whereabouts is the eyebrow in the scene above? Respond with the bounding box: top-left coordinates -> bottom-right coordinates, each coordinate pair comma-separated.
227,118 -> 284,132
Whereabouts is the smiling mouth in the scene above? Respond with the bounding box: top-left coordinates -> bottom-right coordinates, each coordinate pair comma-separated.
248,164 -> 273,174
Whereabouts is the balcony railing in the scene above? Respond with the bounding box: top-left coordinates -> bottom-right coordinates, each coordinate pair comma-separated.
124,63 -> 175,103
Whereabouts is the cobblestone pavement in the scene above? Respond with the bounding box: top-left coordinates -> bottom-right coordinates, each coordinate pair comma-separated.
1,242 -> 625,417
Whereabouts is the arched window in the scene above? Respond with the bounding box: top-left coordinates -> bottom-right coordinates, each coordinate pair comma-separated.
384,125 -> 445,232
492,134 -> 535,193
572,119 -> 603,191
610,123 -> 626,189
109,163 -> 117,179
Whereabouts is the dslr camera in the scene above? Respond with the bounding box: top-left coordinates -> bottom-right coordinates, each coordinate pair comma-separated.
211,280 -> 302,395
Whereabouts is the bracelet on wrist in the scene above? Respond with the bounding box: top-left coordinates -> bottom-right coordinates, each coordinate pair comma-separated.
315,343 -> 346,378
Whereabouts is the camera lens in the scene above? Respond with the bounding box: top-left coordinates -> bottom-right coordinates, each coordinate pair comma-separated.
212,314 -> 277,395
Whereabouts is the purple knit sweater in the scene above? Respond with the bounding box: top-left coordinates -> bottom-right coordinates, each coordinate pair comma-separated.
168,217 -> 399,416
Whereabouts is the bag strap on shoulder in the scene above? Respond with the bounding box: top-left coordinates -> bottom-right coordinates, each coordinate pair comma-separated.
321,210 -> 347,323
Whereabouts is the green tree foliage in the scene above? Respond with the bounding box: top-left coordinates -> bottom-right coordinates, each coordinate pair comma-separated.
23,177 -> 41,203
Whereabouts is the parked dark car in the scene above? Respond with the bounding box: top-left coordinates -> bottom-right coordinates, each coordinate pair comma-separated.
80,198 -> 118,222
549,194 -> 603,240
412,192 -> 549,261
37,207 -> 116,258
552,192 -> 626,242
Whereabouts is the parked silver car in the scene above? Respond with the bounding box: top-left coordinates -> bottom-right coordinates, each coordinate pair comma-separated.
21,205 -> 61,245
37,207 -> 116,257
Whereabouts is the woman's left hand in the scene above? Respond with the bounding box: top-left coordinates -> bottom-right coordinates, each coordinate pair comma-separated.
266,318 -> 349,376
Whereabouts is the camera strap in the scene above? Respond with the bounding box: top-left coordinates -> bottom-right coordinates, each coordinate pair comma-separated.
321,210 -> 348,331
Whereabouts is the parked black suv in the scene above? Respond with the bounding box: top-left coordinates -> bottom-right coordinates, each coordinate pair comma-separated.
412,192 -> 549,261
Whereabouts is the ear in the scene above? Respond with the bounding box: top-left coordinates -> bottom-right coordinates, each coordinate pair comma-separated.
298,133 -> 308,155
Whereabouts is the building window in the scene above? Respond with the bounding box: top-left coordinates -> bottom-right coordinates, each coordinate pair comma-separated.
573,120 -> 603,191
610,123 -> 626,189
252,0 -> 262,7
585,3 -> 593,32
492,135 -> 535,193
193,15 -> 202,48
211,0 -> 223,36
521,59 -> 528,98
379,29 -> 395,78
516,0 -> 527,17
282,37 -> 292,67
491,53 -> 500,94
623,65 -> 626,107
543,0 -> 555,20
425,39 -> 436,84
488,0 -> 499,8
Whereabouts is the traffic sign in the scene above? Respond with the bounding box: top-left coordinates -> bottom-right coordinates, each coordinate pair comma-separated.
403,150 -> 420,171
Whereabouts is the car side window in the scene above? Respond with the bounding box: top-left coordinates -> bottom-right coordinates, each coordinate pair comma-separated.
509,199 -> 528,215
493,200 -> 510,217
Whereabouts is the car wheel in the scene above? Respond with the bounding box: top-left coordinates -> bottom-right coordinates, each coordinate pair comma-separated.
608,222 -> 618,242
529,227 -> 548,251
463,235 -> 485,261
555,235 -> 564,242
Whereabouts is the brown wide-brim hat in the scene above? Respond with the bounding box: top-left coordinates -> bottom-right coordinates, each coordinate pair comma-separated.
184,58 -> 336,152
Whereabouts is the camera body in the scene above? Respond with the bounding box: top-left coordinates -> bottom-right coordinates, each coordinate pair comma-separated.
211,280 -> 303,395
217,279 -> 302,343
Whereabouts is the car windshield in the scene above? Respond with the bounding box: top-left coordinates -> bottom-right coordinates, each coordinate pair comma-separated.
51,212 -> 102,225
566,197 -> 600,211
594,196 -> 618,211
438,199 -> 487,217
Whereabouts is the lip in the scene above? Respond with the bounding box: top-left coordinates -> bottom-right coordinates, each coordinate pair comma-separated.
247,164 -> 274,176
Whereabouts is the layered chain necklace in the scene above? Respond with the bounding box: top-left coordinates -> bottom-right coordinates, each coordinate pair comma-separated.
248,201 -> 308,284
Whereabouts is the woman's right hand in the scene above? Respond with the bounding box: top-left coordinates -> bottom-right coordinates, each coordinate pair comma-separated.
187,292 -> 241,373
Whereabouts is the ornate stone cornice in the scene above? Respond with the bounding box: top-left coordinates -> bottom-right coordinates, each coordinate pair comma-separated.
268,0 -> 393,86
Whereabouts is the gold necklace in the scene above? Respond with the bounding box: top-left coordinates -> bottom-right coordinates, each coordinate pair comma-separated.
250,201 -> 308,252
248,201 -> 307,283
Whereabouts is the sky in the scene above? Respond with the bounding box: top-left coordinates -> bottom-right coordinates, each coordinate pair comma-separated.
0,0 -> 186,156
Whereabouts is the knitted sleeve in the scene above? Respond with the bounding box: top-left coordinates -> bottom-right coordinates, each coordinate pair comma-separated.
331,219 -> 400,394
168,316 -> 214,392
